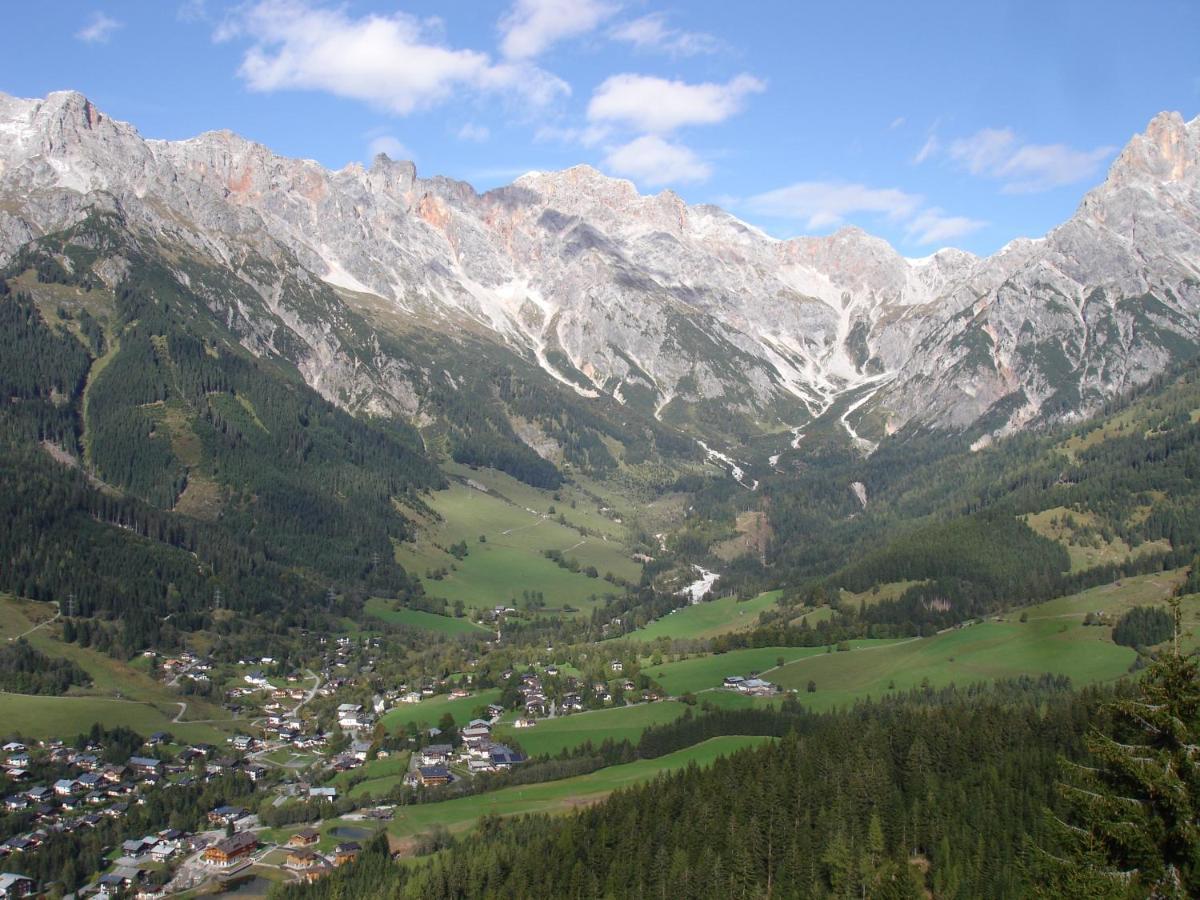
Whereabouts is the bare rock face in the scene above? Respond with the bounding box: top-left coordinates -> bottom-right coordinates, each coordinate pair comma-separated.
1,89 -> 1198,454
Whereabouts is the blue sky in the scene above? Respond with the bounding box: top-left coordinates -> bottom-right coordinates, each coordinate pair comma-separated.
4,0 -> 1198,254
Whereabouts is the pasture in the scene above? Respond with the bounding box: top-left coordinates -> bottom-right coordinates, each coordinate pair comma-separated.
386,736 -> 770,846
494,701 -> 687,757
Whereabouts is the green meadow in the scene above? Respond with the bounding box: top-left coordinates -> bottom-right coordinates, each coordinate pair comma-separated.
646,642 -> 896,696
625,590 -> 784,642
381,689 -> 503,733
386,736 -> 769,846
494,701 -> 687,757
364,598 -> 489,635
393,471 -> 641,615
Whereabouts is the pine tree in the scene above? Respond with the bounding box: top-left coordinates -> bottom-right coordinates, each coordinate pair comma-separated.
1038,599 -> 1200,897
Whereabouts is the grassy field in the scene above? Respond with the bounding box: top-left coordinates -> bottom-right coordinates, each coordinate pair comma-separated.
1,594 -> 234,742
393,473 -> 640,615
337,753 -> 413,799
494,701 -> 687,757
767,574 -> 1196,710
363,598 -> 488,635
386,736 -> 769,846
625,591 -> 784,643
645,643 -> 897,696
837,580 -> 927,609
1022,506 -> 1172,573
381,690 -> 503,733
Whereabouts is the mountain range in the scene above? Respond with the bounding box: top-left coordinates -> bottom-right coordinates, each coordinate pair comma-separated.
1,90 -> 1197,478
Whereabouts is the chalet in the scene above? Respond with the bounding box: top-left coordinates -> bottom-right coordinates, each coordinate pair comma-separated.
303,863 -> 332,882
285,849 -> 321,870
244,671 -> 271,688
127,757 -> 163,776
461,724 -> 492,747
417,765 -> 451,786
287,829 -> 320,848
0,873 -> 35,898
400,691 -> 423,704
231,735 -> 255,752
336,704 -> 363,728
121,837 -> 154,857
53,779 -> 78,797
723,675 -> 746,687
207,805 -> 247,826
245,763 -> 269,783
74,752 -> 101,770
488,746 -> 526,769
308,786 -> 338,800
3,753 -> 30,770
0,744 -> 24,754
147,731 -> 171,746
486,704 -> 505,720
333,842 -> 361,866
150,840 -> 180,862
350,740 -> 373,761
419,744 -> 452,766
609,660 -> 624,673
3,797 -> 26,813
513,717 -> 537,729
203,831 -> 258,867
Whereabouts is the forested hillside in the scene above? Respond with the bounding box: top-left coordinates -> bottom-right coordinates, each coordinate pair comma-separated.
276,678 -> 1108,899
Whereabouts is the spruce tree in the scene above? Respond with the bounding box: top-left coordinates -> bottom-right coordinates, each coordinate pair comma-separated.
1039,599 -> 1200,897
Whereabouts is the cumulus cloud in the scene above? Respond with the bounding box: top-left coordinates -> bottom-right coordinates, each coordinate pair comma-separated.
588,72 -> 765,134
367,135 -> 411,161
220,1 -> 568,115
610,13 -> 719,57
76,11 -> 121,43
603,135 -> 712,186
743,181 -> 984,246
498,0 -> 617,60
934,127 -> 1115,192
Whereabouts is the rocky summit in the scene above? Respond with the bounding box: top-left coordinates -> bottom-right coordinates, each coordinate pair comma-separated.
1,90 -> 1197,461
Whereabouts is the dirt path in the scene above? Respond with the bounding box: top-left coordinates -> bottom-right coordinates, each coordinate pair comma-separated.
7,605 -> 60,642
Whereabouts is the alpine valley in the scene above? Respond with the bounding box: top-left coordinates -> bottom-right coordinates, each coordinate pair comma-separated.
2,88 -> 1200,899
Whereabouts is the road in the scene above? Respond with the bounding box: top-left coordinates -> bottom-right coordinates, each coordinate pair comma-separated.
7,603 -> 59,642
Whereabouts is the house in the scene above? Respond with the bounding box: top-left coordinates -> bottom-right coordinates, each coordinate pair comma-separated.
488,746 -> 526,768
0,743 -> 24,754
486,704 -> 505,720
207,805 -> 247,826
244,671 -> 271,688
0,873 -> 35,898
121,837 -> 154,857
513,717 -> 537,729
150,840 -> 179,862
609,660 -> 624,673
461,725 -> 491,747
350,740 -> 372,761
286,829 -> 320,848
333,842 -> 361,866
203,831 -> 258,867
467,758 -> 493,774
53,779 -> 78,797
245,763 -> 269,783
285,849 -> 321,870
303,863 -> 332,883
336,703 -> 363,728
147,731 -> 170,746
723,675 -> 745,687
416,765 -> 451,786
231,735 -> 255,752
400,691 -> 423,704
419,744 -> 452,766
308,786 -> 338,800
127,757 -> 163,776
4,753 -> 30,770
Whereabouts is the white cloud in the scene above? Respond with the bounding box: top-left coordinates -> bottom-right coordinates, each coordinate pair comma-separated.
913,134 -> 939,164
743,181 -> 984,246
744,181 -> 922,230
457,122 -> 490,142
498,0 -> 617,60
76,11 -> 121,43
588,73 -> 765,134
947,128 -> 1017,175
177,0 -> 208,23
905,208 -> 986,244
610,13 -> 719,57
603,135 -> 712,186
889,116 -> 906,130
367,135 -> 411,161
220,1 -> 568,115
941,127 -> 1115,192
534,122 -> 611,147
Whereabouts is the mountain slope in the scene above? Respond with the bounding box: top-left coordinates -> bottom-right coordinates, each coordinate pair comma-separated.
1,91 -> 1197,468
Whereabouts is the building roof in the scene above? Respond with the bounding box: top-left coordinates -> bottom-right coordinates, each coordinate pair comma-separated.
210,831 -> 258,855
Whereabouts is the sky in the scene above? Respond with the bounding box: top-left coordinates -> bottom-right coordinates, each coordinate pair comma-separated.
3,0 -> 1199,255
